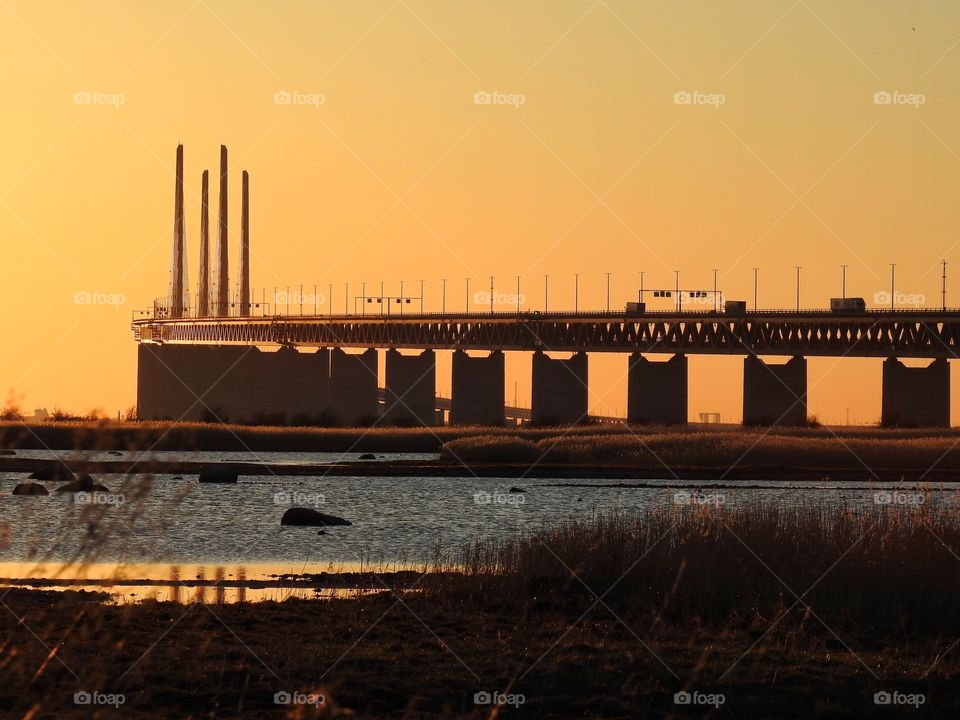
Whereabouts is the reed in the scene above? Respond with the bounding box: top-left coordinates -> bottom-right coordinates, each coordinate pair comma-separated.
427,502 -> 960,635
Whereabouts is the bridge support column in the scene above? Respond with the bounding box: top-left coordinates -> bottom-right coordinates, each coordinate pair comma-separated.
882,358 -> 950,427
137,344 -> 330,424
384,349 -> 436,426
531,351 -> 588,426
327,348 -> 379,426
248,347 -> 329,424
138,344 -> 249,422
450,350 -> 504,425
627,354 -> 687,424
743,356 -> 807,426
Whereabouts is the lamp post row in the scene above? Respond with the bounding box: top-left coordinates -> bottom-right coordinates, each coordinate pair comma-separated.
190,264 -> 950,317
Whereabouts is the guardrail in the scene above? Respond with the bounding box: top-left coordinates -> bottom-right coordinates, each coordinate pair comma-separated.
134,300 -> 960,323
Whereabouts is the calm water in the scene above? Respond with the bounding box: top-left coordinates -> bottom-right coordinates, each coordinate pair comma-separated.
2,450 -> 958,571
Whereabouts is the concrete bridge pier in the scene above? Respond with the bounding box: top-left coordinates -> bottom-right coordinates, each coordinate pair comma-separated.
137,344 -> 252,422
384,349 -> 437,426
742,356 -> 807,426
138,344 -> 332,424
881,358 -> 950,427
248,347 -> 329,424
627,354 -> 687,424
531,351 -> 588,426
328,348 -> 380,425
450,350 -> 505,425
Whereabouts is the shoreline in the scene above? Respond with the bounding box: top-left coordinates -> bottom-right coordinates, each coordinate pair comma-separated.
3,419 -> 960,451
2,456 -> 958,482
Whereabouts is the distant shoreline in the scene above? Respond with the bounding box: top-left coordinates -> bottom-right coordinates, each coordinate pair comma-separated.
2,420 -> 960,482
1,458 -> 957,483
2,419 -> 959,449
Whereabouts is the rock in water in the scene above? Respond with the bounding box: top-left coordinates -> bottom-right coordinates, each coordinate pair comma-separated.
281,508 -> 351,527
509,487 -> 526,493
0,449 -> 15,456
13,482 -> 48,496
198,467 -> 239,483
358,453 -> 376,460
56,474 -> 110,493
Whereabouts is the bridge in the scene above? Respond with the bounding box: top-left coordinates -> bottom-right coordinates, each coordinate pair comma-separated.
132,145 -> 953,428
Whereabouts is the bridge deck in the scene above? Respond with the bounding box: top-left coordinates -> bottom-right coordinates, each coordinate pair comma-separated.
131,309 -> 960,358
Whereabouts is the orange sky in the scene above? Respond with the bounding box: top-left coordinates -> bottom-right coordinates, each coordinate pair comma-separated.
2,1 -> 960,423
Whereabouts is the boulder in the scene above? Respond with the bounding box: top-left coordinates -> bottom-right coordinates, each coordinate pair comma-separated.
509,487 -> 526,493
13,482 -> 48,496
198,467 -> 238,484
56,474 -> 110,493
358,453 -> 376,460
281,507 -> 351,527
108,450 -> 123,456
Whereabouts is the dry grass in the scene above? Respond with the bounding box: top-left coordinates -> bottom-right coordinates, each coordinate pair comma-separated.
4,419 -> 960,455
427,503 -> 960,636
441,430 -> 960,469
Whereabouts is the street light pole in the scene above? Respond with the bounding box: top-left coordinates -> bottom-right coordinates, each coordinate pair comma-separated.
841,264 -> 847,299
712,268 -> 719,311
942,260 -> 948,311
674,270 -> 680,312
328,283 -> 332,316
441,278 -> 446,314
420,279 -> 425,313
516,275 -> 521,313
795,266 -> 801,311
544,274 -> 549,312
574,273 -> 579,312
752,268 -> 759,311
465,278 -> 470,313
606,272 -> 611,312
890,263 -> 896,310
489,275 -> 494,314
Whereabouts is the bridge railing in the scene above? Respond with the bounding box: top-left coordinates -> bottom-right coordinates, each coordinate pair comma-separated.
134,298 -> 960,323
